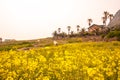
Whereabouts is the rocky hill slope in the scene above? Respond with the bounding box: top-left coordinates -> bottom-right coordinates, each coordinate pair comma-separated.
108,9 -> 120,28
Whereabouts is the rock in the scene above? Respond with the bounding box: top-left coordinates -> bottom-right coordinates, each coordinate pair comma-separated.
108,9 -> 120,28
53,40 -> 58,46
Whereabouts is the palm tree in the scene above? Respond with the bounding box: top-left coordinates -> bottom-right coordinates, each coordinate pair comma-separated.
52,30 -> 58,38
61,32 -> 67,38
102,17 -> 106,26
88,19 -> 93,27
71,31 -> 74,37
76,25 -> 80,33
58,28 -> 61,34
108,14 -> 114,21
81,28 -> 85,34
0,38 -> 2,43
103,11 -> 109,26
104,11 -> 109,19
67,26 -> 71,35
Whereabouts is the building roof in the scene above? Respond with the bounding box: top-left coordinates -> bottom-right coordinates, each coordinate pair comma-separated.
88,24 -> 104,29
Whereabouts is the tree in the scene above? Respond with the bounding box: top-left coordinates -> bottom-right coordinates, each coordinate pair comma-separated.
76,25 -> 80,33
0,38 -> 2,43
88,19 -> 93,27
71,31 -> 74,37
52,30 -> 58,38
67,26 -> 71,35
58,28 -> 61,34
81,28 -> 86,36
61,32 -> 67,38
81,28 -> 85,33
104,11 -> 109,19
103,11 -> 109,26
102,17 -> 106,26
108,14 -> 114,21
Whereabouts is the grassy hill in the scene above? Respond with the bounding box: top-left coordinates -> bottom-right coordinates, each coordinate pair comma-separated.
0,36 -> 120,51
0,37 -> 83,51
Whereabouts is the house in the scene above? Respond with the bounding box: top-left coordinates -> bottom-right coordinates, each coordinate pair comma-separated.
0,38 -> 2,43
88,24 -> 104,33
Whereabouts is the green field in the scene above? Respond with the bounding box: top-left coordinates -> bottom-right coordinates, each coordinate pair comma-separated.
0,41 -> 120,80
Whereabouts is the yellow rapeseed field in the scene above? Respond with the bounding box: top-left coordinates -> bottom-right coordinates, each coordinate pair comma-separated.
0,42 -> 120,80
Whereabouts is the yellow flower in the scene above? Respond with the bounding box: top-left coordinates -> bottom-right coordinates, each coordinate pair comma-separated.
43,76 -> 49,80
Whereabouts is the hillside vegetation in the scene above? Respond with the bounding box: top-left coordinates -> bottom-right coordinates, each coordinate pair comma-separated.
0,41 -> 120,80
0,38 -> 83,51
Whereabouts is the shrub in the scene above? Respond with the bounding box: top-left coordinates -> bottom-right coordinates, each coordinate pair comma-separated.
101,34 -> 106,38
107,31 -> 120,37
106,31 -> 120,41
68,38 -> 82,43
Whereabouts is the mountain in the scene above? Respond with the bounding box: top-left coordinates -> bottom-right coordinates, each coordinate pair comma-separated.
108,9 -> 120,28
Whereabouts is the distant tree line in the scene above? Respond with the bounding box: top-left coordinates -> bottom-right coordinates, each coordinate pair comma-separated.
52,25 -> 88,39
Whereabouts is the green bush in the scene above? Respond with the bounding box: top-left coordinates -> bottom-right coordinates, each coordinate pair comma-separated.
106,31 -> 120,41
101,34 -> 106,38
0,45 -> 16,51
107,31 -> 120,37
68,38 -> 82,43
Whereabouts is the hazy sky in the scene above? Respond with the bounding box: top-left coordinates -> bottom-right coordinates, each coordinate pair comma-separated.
0,0 -> 120,40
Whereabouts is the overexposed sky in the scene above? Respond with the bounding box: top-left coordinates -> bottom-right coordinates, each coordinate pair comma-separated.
0,0 -> 120,40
